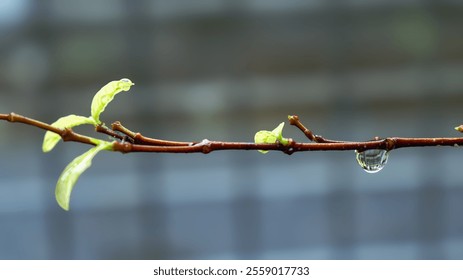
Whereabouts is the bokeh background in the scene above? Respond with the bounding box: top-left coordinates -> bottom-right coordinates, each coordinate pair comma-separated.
1,0 -> 463,259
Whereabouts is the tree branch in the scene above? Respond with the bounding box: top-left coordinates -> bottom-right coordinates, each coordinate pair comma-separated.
2,113 -> 463,155
0,112 -> 98,146
288,115 -> 345,143
111,121 -> 193,146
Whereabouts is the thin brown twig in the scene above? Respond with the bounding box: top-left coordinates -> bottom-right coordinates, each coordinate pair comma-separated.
288,115 -> 344,143
111,121 -> 194,146
95,124 -> 135,143
0,112 -> 98,146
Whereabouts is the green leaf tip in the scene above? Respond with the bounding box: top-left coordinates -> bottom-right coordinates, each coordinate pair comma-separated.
42,115 -> 96,153
91,78 -> 134,124
55,142 -> 113,211
254,122 -> 289,154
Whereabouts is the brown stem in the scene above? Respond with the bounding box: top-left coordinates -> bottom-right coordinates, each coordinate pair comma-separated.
1,112 -> 63,134
112,140 -> 296,154
96,124 -> 134,143
111,121 -> 193,146
0,112 -> 97,146
111,136 -> 463,154
288,115 -> 343,143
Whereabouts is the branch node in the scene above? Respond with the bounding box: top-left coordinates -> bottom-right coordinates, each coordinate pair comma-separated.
283,138 -> 296,155
7,112 -> 18,122
113,141 -> 132,153
385,138 -> 397,151
134,132 -> 143,142
196,139 -> 212,154
313,135 -> 325,143
61,128 -> 73,142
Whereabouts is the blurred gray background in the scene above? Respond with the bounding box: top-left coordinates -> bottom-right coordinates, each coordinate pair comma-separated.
1,0 -> 463,259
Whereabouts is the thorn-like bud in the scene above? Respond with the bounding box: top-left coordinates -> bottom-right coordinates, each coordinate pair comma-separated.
288,115 -> 299,125
455,125 -> 463,133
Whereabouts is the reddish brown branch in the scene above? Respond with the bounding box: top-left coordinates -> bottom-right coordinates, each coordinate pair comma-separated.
111,121 -> 193,146
1,112 -> 63,134
2,112 -> 463,155
110,137 -> 463,154
288,115 -> 344,143
0,112 -> 97,146
112,140 -> 295,154
95,124 -> 126,141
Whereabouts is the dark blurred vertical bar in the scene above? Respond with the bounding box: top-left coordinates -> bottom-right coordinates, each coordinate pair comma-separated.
133,154 -> 171,259
230,151 -> 262,258
33,0 -> 76,259
416,1 -> 446,260
227,55 -> 262,256
221,5 -> 263,259
122,0 -> 171,259
122,0 -> 154,83
324,1 -> 357,259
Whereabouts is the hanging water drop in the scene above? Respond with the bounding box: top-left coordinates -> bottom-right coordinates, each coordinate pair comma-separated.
355,149 -> 389,173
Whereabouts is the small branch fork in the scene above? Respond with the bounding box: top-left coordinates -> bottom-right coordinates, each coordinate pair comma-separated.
2,112 -> 463,155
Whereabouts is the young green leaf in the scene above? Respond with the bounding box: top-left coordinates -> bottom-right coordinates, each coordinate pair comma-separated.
254,130 -> 277,154
55,141 -> 113,211
91,78 -> 134,124
42,114 -> 97,153
254,122 -> 289,154
271,122 -> 289,146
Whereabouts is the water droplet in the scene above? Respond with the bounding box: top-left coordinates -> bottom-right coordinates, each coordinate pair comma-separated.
355,149 -> 389,173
